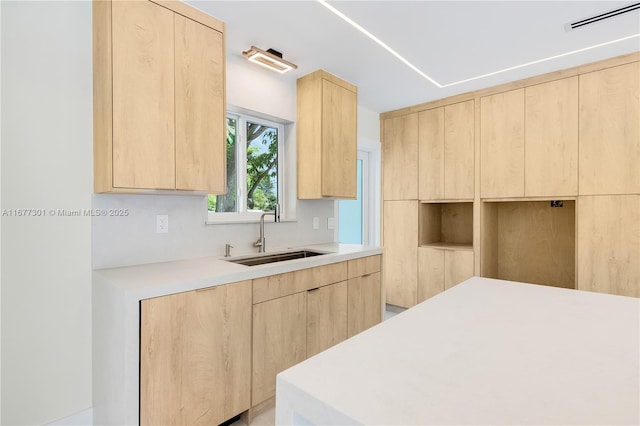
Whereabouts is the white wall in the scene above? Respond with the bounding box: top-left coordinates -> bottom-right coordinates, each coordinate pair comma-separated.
1,1 -> 93,424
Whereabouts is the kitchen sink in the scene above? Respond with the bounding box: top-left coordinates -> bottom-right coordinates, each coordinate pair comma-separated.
226,250 -> 328,266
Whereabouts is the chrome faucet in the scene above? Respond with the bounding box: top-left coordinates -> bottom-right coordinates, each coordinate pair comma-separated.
254,204 -> 280,253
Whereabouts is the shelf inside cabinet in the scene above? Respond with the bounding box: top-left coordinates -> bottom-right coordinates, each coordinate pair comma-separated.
419,202 -> 473,247
481,200 -> 575,289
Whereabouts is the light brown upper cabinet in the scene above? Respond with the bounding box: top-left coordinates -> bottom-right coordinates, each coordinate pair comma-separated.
93,0 -> 226,193
383,113 -> 419,200
419,101 -> 474,200
140,280 -> 251,426
579,62 -> 640,195
481,79 -> 579,199
525,77 -> 578,197
297,70 -> 357,199
480,89 -> 525,198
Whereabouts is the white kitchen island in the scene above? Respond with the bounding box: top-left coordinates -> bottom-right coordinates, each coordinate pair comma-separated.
276,277 -> 640,425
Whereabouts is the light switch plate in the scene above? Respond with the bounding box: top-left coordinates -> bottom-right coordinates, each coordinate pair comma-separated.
327,217 -> 335,230
312,217 -> 320,230
156,214 -> 169,233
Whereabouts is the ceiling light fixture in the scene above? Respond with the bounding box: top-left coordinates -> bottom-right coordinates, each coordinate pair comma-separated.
316,0 -> 640,89
242,46 -> 298,74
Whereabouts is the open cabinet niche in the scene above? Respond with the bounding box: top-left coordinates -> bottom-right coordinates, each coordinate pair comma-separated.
481,200 -> 576,289
419,202 -> 473,249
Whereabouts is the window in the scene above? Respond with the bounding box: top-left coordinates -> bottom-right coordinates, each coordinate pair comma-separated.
208,110 -> 284,222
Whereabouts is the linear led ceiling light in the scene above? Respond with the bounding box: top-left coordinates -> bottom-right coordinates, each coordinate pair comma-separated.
316,0 -> 640,88
242,46 -> 298,74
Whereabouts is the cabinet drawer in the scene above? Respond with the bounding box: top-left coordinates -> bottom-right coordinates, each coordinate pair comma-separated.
347,255 -> 381,279
253,262 -> 348,304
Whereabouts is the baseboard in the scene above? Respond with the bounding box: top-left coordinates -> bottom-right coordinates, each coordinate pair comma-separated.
47,408 -> 93,426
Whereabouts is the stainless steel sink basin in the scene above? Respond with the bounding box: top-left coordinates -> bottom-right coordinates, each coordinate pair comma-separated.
226,250 -> 327,266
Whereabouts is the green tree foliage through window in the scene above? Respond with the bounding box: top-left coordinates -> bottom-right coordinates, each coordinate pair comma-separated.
208,114 -> 279,214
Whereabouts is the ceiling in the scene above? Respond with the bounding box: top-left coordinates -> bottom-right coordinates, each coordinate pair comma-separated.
185,1 -> 640,113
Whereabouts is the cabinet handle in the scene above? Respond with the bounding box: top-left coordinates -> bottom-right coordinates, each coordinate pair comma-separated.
307,287 -> 320,292
196,285 -> 218,292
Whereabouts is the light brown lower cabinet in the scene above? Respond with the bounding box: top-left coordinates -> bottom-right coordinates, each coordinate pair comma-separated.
347,255 -> 382,337
252,291 -> 307,407
307,281 -> 348,358
578,195 -> 640,297
418,247 -> 474,303
139,280 -> 252,426
251,255 -> 382,408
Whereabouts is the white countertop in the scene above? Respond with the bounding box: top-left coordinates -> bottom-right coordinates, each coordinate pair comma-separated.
93,243 -> 381,299
276,277 -> 640,425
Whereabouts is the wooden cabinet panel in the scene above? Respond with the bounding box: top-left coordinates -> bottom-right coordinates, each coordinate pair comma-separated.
252,292 -> 307,406
578,195 -> 640,297
95,0 -> 226,193
253,262 -> 347,304
444,100 -> 475,200
579,63 -> 640,195
112,0 -> 175,189
297,70 -> 357,199
418,108 -> 444,200
347,255 -> 381,279
418,248 -> 473,301
175,15 -> 226,193
307,281 -> 348,357
525,77 -> 578,197
383,200 -> 418,307
480,89 -> 525,198
444,250 -> 474,290
347,272 -> 382,337
383,113 -> 418,200
321,80 -> 358,198
140,280 -> 251,426
418,247 -> 444,303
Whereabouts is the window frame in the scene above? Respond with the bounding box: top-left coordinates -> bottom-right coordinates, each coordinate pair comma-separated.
207,109 -> 285,224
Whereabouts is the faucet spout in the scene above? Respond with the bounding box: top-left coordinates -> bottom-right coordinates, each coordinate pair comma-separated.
254,204 -> 280,253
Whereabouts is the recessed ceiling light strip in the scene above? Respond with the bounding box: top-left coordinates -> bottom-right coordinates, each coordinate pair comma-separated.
315,0 -> 443,88
439,33 -> 640,87
317,0 -> 640,89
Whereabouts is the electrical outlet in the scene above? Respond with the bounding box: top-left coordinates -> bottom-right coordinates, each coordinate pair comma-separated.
312,217 -> 320,230
156,214 -> 169,233
327,217 -> 335,230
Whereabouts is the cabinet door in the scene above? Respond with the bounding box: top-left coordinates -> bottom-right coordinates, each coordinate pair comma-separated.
112,0 -> 175,189
140,281 -> 252,426
383,200 -> 418,307
578,195 -> 640,297
383,114 -> 418,200
444,100 -> 475,200
418,107 -> 444,200
307,281 -> 348,357
347,272 -> 382,337
418,247 -> 444,303
525,77 -> 578,197
444,250 -> 474,290
579,62 -> 640,195
322,80 -> 357,198
480,89 -> 525,198
175,15 -> 226,192
252,292 -> 307,406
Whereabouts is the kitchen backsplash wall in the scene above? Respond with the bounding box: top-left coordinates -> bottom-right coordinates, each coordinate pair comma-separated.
92,194 -> 335,269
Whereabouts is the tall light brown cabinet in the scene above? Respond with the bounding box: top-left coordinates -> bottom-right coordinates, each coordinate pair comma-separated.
93,0 -> 226,193
382,53 -> 640,307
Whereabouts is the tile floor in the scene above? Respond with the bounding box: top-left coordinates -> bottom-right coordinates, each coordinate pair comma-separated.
233,304 -> 406,426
